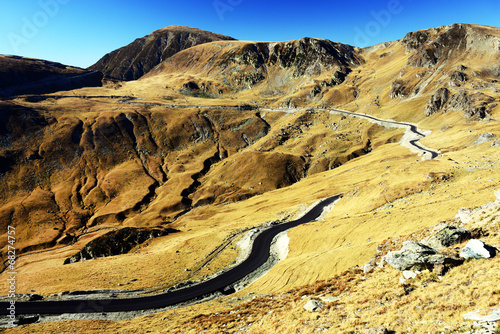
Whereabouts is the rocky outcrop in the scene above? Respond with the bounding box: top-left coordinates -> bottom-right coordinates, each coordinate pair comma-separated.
89,25 -> 236,81
402,24 -> 467,68
402,24 -> 500,68
425,88 -> 495,119
474,132 -> 496,145
447,90 -> 495,119
424,225 -> 471,250
390,79 -> 411,99
64,227 -> 179,263
384,241 -> 462,271
424,87 -> 449,116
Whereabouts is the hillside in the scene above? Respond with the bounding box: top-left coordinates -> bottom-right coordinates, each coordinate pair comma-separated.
0,56 -> 102,96
88,25 -> 236,81
0,23 -> 499,333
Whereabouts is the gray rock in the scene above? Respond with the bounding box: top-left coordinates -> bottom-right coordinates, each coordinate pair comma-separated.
303,299 -> 323,312
384,241 -> 448,271
474,132 -> 496,145
425,87 -> 449,116
363,257 -> 377,273
449,70 -> 468,82
364,326 -> 389,334
447,90 -> 495,119
425,225 -> 471,250
463,307 -> 500,322
460,239 -> 495,259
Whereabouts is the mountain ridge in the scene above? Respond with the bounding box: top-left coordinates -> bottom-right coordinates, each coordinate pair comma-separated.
88,25 -> 236,81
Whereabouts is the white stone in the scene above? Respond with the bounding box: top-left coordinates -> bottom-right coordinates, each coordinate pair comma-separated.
319,296 -> 337,303
495,189 -> 500,202
304,299 -> 323,312
463,307 -> 500,322
403,270 -> 419,279
456,207 -> 473,224
460,239 -> 491,259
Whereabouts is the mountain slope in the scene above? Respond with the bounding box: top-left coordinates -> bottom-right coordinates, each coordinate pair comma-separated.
0,55 -> 102,96
88,25 -> 236,81
142,37 -> 362,102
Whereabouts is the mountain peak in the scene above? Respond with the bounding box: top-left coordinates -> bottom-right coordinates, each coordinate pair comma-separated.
89,25 -> 236,81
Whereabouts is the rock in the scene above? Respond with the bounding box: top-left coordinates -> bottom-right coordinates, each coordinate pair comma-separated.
425,87 -> 449,116
474,132 -> 496,145
363,257 -> 377,273
495,189 -> 500,202
319,296 -> 337,303
364,326 -> 389,334
449,70 -> 468,82
456,207 -> 473,224
64,227 -> 179,264
463,307 -> 500,322
384,241 -> 454,271
432,263 -> 447,276
447,90 -> 495,119
390,79 -> 411,99
425,225 -> 471,250
15,315 -> 40,326
303,299 -> 323,312
28,294 -> 44,301
460,239 -> 495,259
403,270 -> 419,279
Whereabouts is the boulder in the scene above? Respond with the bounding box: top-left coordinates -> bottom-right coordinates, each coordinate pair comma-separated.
303,299 -> 323,312
384,241 -> 454,271
460,239 -> 495,259
425,225 -> 471,250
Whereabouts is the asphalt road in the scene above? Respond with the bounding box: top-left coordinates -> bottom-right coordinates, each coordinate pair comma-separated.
0,194 -> 342,316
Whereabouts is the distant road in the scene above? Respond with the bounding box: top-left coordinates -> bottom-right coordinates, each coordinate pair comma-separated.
0,194 -> 342,316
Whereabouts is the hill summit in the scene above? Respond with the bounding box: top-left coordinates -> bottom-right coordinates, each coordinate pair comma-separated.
88,25 -> 236,81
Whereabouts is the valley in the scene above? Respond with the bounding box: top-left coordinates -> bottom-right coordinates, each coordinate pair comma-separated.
0,23 -> 499,333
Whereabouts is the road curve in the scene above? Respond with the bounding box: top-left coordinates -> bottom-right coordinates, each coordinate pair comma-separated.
0,194 -> 342,316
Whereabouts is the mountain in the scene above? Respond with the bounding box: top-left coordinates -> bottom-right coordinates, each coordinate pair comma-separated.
88,25 -> 236,81
0,55 -> 102,96
0,23 -> 499,334
142,37 -> 362,102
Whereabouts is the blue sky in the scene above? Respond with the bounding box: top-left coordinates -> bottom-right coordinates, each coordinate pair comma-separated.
1,0 -> 499,68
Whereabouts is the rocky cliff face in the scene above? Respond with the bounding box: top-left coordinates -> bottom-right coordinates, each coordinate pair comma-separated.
89,25 -> 236,81
401,23 -> 500,68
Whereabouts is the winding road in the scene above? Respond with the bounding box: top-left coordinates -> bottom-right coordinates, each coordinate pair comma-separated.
0,194 -> 341,316
0,98 -> 439,320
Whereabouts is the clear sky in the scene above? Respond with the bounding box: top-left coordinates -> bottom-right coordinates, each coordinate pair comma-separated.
1,0 -> 499,68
